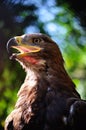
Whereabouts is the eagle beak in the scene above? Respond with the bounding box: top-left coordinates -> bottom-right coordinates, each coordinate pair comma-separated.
7,36 -> 42,58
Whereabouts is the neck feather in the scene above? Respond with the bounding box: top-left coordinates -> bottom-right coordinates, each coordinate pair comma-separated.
15,59 -> 79,109
15,69 -> 38,108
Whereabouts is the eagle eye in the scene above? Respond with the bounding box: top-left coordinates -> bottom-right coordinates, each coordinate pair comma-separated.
33,38 -> 41,44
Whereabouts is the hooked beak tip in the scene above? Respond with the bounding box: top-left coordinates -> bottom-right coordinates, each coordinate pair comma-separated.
6,38 -> 18,53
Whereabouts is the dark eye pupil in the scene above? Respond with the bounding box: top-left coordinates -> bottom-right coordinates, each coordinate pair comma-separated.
34,39 -> 40,43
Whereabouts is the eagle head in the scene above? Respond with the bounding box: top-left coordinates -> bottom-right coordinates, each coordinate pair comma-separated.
7,33 -> 64,72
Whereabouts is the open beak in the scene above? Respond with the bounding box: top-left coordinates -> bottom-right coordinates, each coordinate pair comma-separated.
7,36 -> 42,59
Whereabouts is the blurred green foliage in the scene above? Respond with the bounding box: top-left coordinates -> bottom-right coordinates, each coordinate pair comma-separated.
0,0 -> 86,130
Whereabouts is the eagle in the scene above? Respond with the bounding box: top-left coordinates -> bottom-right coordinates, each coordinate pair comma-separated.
5,33 -> 86,130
